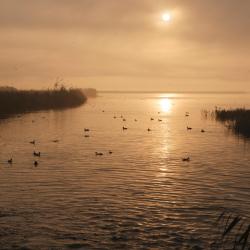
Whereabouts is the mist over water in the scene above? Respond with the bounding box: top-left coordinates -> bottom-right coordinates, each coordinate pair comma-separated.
0,93 -> 250,249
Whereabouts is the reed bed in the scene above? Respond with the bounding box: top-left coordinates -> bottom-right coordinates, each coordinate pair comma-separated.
0,87 -> 86,116
210,108 -> 250,138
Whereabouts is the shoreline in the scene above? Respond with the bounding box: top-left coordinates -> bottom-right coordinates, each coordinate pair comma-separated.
0,88 -> 87,118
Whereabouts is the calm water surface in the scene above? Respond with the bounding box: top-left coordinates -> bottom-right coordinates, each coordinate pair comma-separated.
0,93 -> 250,249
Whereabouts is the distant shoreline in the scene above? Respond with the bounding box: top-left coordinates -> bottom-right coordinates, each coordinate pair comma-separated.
0,88 -> 87,118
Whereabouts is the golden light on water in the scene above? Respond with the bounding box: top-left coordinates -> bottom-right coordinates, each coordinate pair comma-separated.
160,98 -> 172,113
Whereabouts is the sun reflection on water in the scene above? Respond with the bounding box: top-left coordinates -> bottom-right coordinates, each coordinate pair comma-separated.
160,98 -> 172,113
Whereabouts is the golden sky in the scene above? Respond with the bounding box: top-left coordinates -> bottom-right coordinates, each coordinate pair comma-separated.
1,0 -> 250,91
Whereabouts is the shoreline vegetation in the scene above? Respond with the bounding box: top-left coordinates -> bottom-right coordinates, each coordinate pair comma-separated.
207,108 -> 250,138
0,85 -> 96,118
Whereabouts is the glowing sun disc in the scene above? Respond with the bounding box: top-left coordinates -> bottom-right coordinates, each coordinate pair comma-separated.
162,13 -> 171,22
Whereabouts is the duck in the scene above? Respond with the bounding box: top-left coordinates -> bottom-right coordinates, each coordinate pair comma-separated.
147,128 -> 152,132
108,150 -> 113,154
95,152 -> 103,156
134,119 -> 137,122
182,157 -> 190,162
150,118 -> 154,121
33,151 -> 41,157
84,128 -> 90,132
185,112 -> 190,117
84,134 -> 90,138
123,118 -> 126,122
113,116 -> 117,119
52,140 -> 59,143
122,126 -> 128,130
158,119 -> 162,122
187,126 -> 192,130
201,129 -> 205,133
29,140 -> 36,145
7,158 -> 13,164
34,161 -> 39,166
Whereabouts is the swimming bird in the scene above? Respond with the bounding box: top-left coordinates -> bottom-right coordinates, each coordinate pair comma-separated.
134,119 -> 137,122
33,151 -> 41,157
7,158 -> 13,164
158,119 -> 162,122
84,128 -> 90,132
52,140 -> 59,143
182,157 -> 190,162
123,118 -> 126,122
84,135 -> 90,138
109,150 -> 113,154
95,152 -> 103,156
185,112 -> 190,117
122,126 -> 128,130
147,128 -> 152,132
201,129 -> 205,133
113,116 -> 117,119
187,126 -> 192,130
150,118 -> 154,121
29,140 -> 35,145
34,161 -> 38,166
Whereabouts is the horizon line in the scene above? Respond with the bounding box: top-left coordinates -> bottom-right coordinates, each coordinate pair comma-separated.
99,90 -> 248,94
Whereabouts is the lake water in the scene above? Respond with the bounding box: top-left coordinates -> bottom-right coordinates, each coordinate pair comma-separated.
0,93 -> 250,249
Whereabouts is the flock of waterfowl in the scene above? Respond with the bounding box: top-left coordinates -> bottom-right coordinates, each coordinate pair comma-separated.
6,109 -> 206,166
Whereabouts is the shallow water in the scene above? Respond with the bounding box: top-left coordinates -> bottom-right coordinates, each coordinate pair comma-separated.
0,93 -> 250,249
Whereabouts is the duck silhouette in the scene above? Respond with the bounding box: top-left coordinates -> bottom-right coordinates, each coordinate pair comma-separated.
34,161 -> 38,166
122,126 -> 128,130
33,151 -> 41,157
95,152 -> 103,156
84,128 -> 90,132
187,126 -> 192,130
7,158 -> 13,164
201,129 -> 205,133
29,140 -> 35,145
182,157 -> 190,162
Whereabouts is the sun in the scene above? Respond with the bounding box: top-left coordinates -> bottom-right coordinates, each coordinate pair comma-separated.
162,13 -> 171,22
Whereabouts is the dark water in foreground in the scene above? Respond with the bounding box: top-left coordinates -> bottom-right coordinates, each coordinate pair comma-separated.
0,93 -> 250,249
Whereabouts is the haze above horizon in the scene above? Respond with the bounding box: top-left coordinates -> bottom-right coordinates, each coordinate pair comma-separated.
1,0 -> 250,91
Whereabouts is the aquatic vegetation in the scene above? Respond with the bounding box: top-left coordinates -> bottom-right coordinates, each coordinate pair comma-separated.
0,87 -> 86,116
214,108 -> 250,138
211,211 -> 249,249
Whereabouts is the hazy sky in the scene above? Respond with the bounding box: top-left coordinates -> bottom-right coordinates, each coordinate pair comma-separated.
1,0 -> 250,91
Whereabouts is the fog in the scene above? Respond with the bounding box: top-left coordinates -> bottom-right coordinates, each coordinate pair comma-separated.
1,0 -> 250,91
